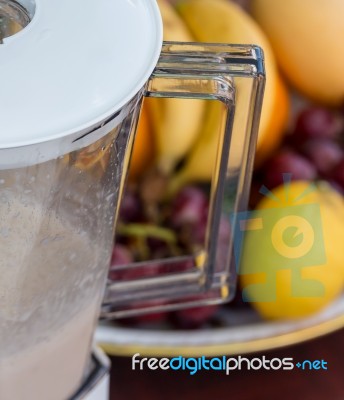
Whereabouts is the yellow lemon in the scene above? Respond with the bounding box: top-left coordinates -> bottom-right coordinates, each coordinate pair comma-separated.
239,181 -> 344,319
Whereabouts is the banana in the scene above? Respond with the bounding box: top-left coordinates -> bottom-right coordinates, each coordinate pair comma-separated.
146,0 -> 205,174
168,101 -> 226,195
172,0 -> 284,185
158,0 -> 193,42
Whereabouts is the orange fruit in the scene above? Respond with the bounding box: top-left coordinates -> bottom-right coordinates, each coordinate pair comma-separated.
251,0 -> 344,106
128,101 -> 155,181
70,102 -> 154,179
255,75 -> 290,167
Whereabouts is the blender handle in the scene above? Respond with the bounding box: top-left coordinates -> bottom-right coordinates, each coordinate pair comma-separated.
102,42 -> 265,319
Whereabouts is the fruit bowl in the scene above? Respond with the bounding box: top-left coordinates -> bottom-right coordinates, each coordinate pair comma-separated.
95,0 -> 344,357
95,295 -> 344,357
95,90 -> 344,356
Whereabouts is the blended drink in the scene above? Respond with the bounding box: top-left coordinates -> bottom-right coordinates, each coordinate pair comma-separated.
0,197 -> 111,400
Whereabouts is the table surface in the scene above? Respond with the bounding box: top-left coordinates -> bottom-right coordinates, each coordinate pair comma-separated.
109,327 -> 344,400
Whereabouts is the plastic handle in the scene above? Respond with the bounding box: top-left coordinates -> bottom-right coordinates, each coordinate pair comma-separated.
102,42 -> 265,319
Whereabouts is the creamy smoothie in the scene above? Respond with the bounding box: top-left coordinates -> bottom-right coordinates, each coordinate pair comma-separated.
0,198 -> 111,400
0,303 -> 98,400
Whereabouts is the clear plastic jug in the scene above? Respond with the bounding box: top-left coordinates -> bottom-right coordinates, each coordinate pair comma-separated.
0,0 -> 265,399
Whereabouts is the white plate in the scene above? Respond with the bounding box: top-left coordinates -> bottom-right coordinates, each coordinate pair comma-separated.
95,295 -> 344,357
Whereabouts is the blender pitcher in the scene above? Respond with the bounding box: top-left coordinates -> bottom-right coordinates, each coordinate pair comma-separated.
0,0 -> 265,399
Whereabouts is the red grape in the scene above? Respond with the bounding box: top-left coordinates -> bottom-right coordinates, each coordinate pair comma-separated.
159,259 -> 195,274
301,139 -> 343,176
170,186 -> 209,227
109,246 -> 168,323
109,244 -> 161,281
118,188 -> 142,223
169,186 -> 210,247
293,107 -> 342,141
189,213 -> 208,245
173,301 -> 219,329
108,244 -> 134,281
262,149 -> 317,189
327,180 -> 344,195
331,158 -> 344,191
110,244 -> 133,266
131,300 -> 168,324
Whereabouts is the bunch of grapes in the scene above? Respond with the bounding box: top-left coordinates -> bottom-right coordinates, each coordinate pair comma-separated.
251,105 -> 344,208
110,183 -> 221,328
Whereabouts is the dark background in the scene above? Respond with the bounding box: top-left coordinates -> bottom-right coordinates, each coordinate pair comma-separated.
109,328 -> 344,400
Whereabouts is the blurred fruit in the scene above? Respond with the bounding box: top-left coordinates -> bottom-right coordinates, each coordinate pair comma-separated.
133,302 -> 168,324
293,107 -> 342,142
332,158 -> 344,190
146,0 -> 205,174
173,301 -> 219,329
301,139 -> 343,176
128,103 -> 154,181
158,0 -> 193,42
168,101 -> 225,192
251,0 -> 344,105
118,187 -> 142,223
262,149 -> 317,189
110,247 -> 168,324
110,244 -> 134,267
176,0 -> 289,168
170,185 -> 209,245
170,186 -> 208,227
255,75 -> 289,166
109,245 -> 162,281
240,181 -> 344,319
108,244 -> 134,281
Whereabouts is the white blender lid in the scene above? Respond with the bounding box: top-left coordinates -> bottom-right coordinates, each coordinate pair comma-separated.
0,0 -> 162,150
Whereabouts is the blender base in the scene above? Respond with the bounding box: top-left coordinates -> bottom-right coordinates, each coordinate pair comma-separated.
71,347 -> 110,400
